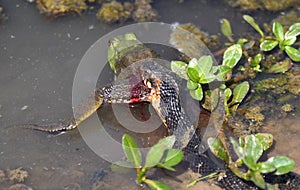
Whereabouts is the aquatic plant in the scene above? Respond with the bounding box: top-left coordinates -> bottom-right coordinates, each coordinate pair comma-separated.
36,0 -> 87,17
171,43 -> 248,116
208,133 -> 295,189
96,1 -> 131,24
120,134 -> 183,190
244,15 -> 300,63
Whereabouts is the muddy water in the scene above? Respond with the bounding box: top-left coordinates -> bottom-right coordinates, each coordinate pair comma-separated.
0,0 -> 298,190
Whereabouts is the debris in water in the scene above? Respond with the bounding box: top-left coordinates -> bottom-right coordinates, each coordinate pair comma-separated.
20,105 -> 29,111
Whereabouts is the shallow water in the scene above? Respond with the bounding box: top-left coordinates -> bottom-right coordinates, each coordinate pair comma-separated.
0,0 -> 299,190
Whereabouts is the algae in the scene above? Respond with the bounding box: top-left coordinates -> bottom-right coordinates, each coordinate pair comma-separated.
36,0 -> 87,17
225,0 -> 300,11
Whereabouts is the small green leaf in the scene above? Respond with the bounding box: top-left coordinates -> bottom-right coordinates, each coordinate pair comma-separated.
230,81 -> 250,112
258,161 -> 276,174
224,88 -> 232,102
230,137 -> 244,159
187,67 -> 200,82
157,135 -> 176,149
285,46 -> 300,62
208,137 -> 229,163
144,179 -> 172,190
217,65 -> 232,81
219,84 -> 227,90
144,136 -> 176,168
199,73 -> 216,84
187,58 -> 201,81
251,53 -> 262,67
283,36 -> 297,46
190,86 -> 203,101
244,135 -> 263,165
211,66 -> 219,74
243,15 -> 264,38
171,61 -> 188,80
260,40 -> 278,51
268,59 -> 293,73
198,55 -> 213,75
108,43 -> 117,73
237,38 -> 248,47
254,133 -> 273,151
273,22 -> 284,42
145,144 -> 166,169
122,134 -> 142,168
268,156 -> 295,175
285,23 -> 300,39
243,40 -> 256,50
222,44 -> 242,68
250,170 -> 266,189
159,149 -> 184,169
187,80 -> 198,90
220,18 -> 232,37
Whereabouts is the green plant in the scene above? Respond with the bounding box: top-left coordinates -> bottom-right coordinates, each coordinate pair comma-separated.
222,81 -> 250,116
121,134 -> 184,190
220,18 -> 234,43
208,133 -> 295,189
261,22 -> 300,62
244,15 -> 300,63
171,44 -> 243,102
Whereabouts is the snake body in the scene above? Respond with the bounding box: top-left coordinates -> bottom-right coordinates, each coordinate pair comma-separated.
21,59 -> 300,189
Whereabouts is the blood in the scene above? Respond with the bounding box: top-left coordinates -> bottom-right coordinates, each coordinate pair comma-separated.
128,76 -> 150,102
127,75 -> 151,121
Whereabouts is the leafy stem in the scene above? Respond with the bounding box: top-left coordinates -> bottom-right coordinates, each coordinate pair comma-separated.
120,134 -> 184,190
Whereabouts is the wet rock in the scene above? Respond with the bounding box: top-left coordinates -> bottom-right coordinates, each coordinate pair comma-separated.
170,23 -> 220,60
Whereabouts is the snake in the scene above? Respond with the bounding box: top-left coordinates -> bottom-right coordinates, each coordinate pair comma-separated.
19,36 -> 300,189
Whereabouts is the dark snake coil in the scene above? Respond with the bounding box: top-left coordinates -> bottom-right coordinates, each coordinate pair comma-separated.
22,60 -> 300,190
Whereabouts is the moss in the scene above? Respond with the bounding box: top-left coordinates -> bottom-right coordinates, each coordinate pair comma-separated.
96,1 -> 131,24
255,72 -> 300,95
36,0 -> 87,17
224,0 -> 300,11
7,168 -> 28,183
273,10 -> 300,28
0,169 -> 6,183
281,103 -> 293,112
132,0 -> 158,22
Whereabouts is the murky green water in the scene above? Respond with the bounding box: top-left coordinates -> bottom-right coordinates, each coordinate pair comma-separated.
0,1 -> 299,190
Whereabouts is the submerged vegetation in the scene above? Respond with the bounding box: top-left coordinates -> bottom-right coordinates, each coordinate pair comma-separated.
224,0 -> 300,11
32,0 -> 158,23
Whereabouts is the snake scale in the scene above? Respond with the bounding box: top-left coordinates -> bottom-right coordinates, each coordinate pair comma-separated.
20,35 -> 300,189
21,60 -> 300,189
